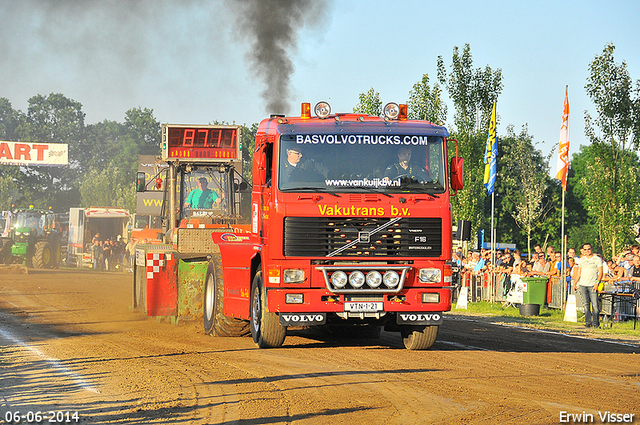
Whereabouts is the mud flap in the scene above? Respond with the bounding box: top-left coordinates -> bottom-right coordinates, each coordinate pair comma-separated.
396,312 -> 443,325
279,313 -> 326,326
146,252 -> 178,316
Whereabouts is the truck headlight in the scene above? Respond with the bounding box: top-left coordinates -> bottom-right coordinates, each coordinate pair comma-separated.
383,102 -> 400,120
283,269 -> 305,284
331,271 -> 348,288
419,268 -> 442,283
314,101 -> 331,119
383,270 -> 400,288
349,271 -> 365,288
366,271 -> 382,288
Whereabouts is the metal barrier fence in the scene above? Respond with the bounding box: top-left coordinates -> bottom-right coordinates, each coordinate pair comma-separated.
455,270 -> 568,309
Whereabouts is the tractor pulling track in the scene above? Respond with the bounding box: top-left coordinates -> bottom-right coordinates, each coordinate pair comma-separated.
0,269 -> 638,424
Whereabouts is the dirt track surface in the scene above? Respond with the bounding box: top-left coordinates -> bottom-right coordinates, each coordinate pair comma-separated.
1,270 -> 639,425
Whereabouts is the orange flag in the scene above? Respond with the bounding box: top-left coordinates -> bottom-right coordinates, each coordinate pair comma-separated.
555,87 -> 570,190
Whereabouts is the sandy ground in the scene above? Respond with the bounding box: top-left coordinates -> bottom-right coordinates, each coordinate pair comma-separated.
0,269 -> 639,424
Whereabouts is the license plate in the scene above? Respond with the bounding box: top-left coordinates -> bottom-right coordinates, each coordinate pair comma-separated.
344,302 -> 383,312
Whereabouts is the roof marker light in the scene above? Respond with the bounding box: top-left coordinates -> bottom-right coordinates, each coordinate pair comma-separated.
399,104 -> 408,121
314,101 -> 331,119
301,103 -> 311,119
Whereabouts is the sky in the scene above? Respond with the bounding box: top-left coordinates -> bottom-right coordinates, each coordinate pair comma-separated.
1,0 -> 639,166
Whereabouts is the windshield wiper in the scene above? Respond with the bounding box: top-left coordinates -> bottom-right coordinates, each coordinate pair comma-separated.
403,187 -> 443,198
285,187 -> 341,197
334,187 -> 393,198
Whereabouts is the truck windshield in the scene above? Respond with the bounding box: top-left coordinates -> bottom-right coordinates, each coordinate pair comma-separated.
277,134 -> 446,193
182,169 -> 227,215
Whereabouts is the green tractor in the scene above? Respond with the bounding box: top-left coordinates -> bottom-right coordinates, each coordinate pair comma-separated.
0,206 -> 62,269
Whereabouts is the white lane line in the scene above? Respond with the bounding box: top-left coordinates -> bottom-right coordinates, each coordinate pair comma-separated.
0,327 -> 99,394
447,315 -> 639,348
488,322 -> 640,348
438,340 -> 490,351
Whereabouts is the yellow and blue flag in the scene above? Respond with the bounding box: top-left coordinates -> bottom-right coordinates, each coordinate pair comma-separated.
483,102 -> 497,195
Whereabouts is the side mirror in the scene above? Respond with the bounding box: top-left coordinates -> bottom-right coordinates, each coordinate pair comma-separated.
234,181 -> 249,192
136,172 -> 146,192
450,157 -> 464,191
256,151 -> 267,186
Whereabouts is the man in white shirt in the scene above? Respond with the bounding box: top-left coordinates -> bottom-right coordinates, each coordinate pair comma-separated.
572,243 -> 603,328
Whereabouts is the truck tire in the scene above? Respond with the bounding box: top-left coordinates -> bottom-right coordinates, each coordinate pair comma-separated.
401,325 -> 438,350
33,241 -> 53,269
203,254 -> 249,337
250,270 -> 286,348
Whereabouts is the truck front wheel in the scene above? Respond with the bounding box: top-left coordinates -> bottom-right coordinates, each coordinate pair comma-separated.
401,325 -> 438,350
250,271 -> 286,348
203,255 -> 249,337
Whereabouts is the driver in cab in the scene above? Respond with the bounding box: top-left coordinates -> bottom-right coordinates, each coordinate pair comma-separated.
383,146 -> 430,183
184,177 -> 222,209
280,147 -> 328,185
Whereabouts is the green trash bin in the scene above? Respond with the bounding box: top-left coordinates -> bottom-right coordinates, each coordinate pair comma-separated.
521,277 -> 548,305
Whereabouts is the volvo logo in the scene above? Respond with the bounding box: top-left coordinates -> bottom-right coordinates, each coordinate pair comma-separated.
279,313 -> 326,326
397,312 -> 443,325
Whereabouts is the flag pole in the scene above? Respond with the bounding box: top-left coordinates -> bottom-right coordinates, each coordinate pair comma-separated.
557,85 -> 570,304
561,184 -> 566,302
491,189 -> 495,301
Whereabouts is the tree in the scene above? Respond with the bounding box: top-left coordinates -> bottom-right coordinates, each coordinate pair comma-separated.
80,164 -> 136,212
79,108 -> 161,209
0,98 -> 27,209
407,74 -> 447,124
437,44 -> 503,236
500,125 -> 549,255
241,122 -> 258,184
581,43 -> 640,256
572,144 -> 640,257
9,93 -> 86,210
353,88 -> 382,116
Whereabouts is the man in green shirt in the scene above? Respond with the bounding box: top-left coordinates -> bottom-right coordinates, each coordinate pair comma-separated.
184,177 -> 221,209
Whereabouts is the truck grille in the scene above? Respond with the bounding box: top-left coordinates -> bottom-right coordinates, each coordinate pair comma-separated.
283,217 -> 442,257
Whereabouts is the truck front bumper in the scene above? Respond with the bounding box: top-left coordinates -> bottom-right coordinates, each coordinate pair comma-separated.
266,286 -> 452,315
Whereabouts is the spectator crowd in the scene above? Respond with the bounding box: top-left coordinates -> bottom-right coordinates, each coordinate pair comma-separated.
453,243 -> 640,328
90,232 -> 130,271
454,243 -> 640,295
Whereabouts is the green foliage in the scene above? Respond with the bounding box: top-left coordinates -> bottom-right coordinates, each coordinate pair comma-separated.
0,94 -> 161,214
353,88 -> 382,116
499,125 -> 550,254
580,43 -> 640,257
571,143 -> 640,257
241,122 -> 258,184
437,44 -> 503,234
80,163 -> 136,211
407,74 -> 447,123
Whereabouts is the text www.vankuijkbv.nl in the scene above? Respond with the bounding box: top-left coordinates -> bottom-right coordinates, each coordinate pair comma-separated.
325,177 -> 400,188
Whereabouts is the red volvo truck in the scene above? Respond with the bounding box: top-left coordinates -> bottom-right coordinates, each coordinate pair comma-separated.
133,102 -> 464,350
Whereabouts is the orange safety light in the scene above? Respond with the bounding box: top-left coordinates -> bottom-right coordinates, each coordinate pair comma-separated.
301,102 -> 311,119
399,104 -> 408,121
